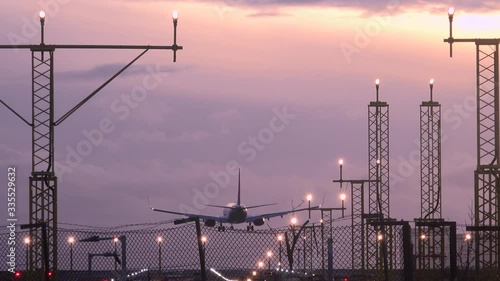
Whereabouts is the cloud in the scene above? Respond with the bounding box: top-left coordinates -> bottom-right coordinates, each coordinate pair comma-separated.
246,10 -> 291,18
166,131 -> 212,143
57,63 -> 180,81
120,130 -> 211,143
207,109 -> 241,121
194,0 -> 500,13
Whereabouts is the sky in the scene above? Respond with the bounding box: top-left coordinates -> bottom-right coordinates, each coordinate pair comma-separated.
0,0 -> 499,230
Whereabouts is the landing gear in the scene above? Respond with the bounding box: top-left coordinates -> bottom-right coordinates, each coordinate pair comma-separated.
230,225 -> 234,230
247,223 -> 254,231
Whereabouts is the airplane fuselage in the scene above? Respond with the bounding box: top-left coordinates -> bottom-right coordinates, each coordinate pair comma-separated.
222,203 -> 248,224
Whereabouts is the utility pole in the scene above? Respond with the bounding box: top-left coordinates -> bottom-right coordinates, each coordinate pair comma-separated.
0,10 -> 183,280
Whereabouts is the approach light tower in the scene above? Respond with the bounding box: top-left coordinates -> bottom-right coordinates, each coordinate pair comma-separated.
366,79 -> 391,279
419,79 -> 442,222
368,79 -> 390,218
444,7 -> 500,278
415,79 -> 446,280
0,10 -> 183,280
332,158 -> 378,277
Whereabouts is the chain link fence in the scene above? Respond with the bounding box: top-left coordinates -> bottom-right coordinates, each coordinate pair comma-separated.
0,219 -> 492,281
0,220 -> 356,281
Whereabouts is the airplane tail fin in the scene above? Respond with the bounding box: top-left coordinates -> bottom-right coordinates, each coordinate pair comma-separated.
237,168 -> 241,205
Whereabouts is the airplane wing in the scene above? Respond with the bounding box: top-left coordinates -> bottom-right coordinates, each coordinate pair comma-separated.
245,203 -> 276,209
148,199 -> 228,223
205,204 -> 233,209
245,205 -> 320,223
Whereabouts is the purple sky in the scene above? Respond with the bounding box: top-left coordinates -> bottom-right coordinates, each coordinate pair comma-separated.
1,1 -> 499,229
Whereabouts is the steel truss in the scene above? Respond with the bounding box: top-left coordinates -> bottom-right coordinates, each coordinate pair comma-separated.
367,97 -> 391,277
420,99 -> 442,219
321,208 -> 334,273
416,91 -> 446,280
415,220 -> 457,281
29,49 -> 57,276
444,12 -> 500,277
333,177 -> 377,277
473,44 -> 500,277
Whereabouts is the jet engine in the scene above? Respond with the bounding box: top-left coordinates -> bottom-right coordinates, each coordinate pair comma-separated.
253,218 -> 265,226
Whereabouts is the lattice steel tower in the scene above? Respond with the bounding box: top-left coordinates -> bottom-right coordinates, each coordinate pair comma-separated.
368,79 -> 390,217
30,43 -> 58,278
416,79 -> 445,280
332,159 -> 376,275
420,80 -> 442,219
0,10 -> 182,280
366,79 -> 391,278
444,7 -> 500,279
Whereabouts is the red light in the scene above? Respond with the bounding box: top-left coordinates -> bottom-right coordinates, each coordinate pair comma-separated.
343,278 -> 348,281
47,271 -> 53,276
15,271 -> 21,278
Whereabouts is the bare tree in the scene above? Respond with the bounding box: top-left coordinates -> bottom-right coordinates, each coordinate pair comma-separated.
456,203 -> 475,281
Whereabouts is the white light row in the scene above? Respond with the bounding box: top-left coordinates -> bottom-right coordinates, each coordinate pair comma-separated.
127,268 -> 149,278
274,268 -> 315,276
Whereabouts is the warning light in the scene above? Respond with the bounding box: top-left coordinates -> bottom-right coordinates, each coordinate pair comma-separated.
15,271 -> 21,278
343,278 -> 348,281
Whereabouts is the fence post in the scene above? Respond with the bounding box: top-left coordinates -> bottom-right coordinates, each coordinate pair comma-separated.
449,223 -> 457,281
121,235 -> 127,281
327,238 -> 333,281
402,223 -> 414,281
88,254 -> 92,280
195,218 -> 207,281
381,228 -> 389,281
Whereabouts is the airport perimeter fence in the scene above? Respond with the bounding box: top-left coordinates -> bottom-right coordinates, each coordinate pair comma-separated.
0,220 -> 485,281
1,221 -> 354,281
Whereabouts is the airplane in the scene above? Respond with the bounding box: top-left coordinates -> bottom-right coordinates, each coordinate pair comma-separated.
149,169 -> 319,231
